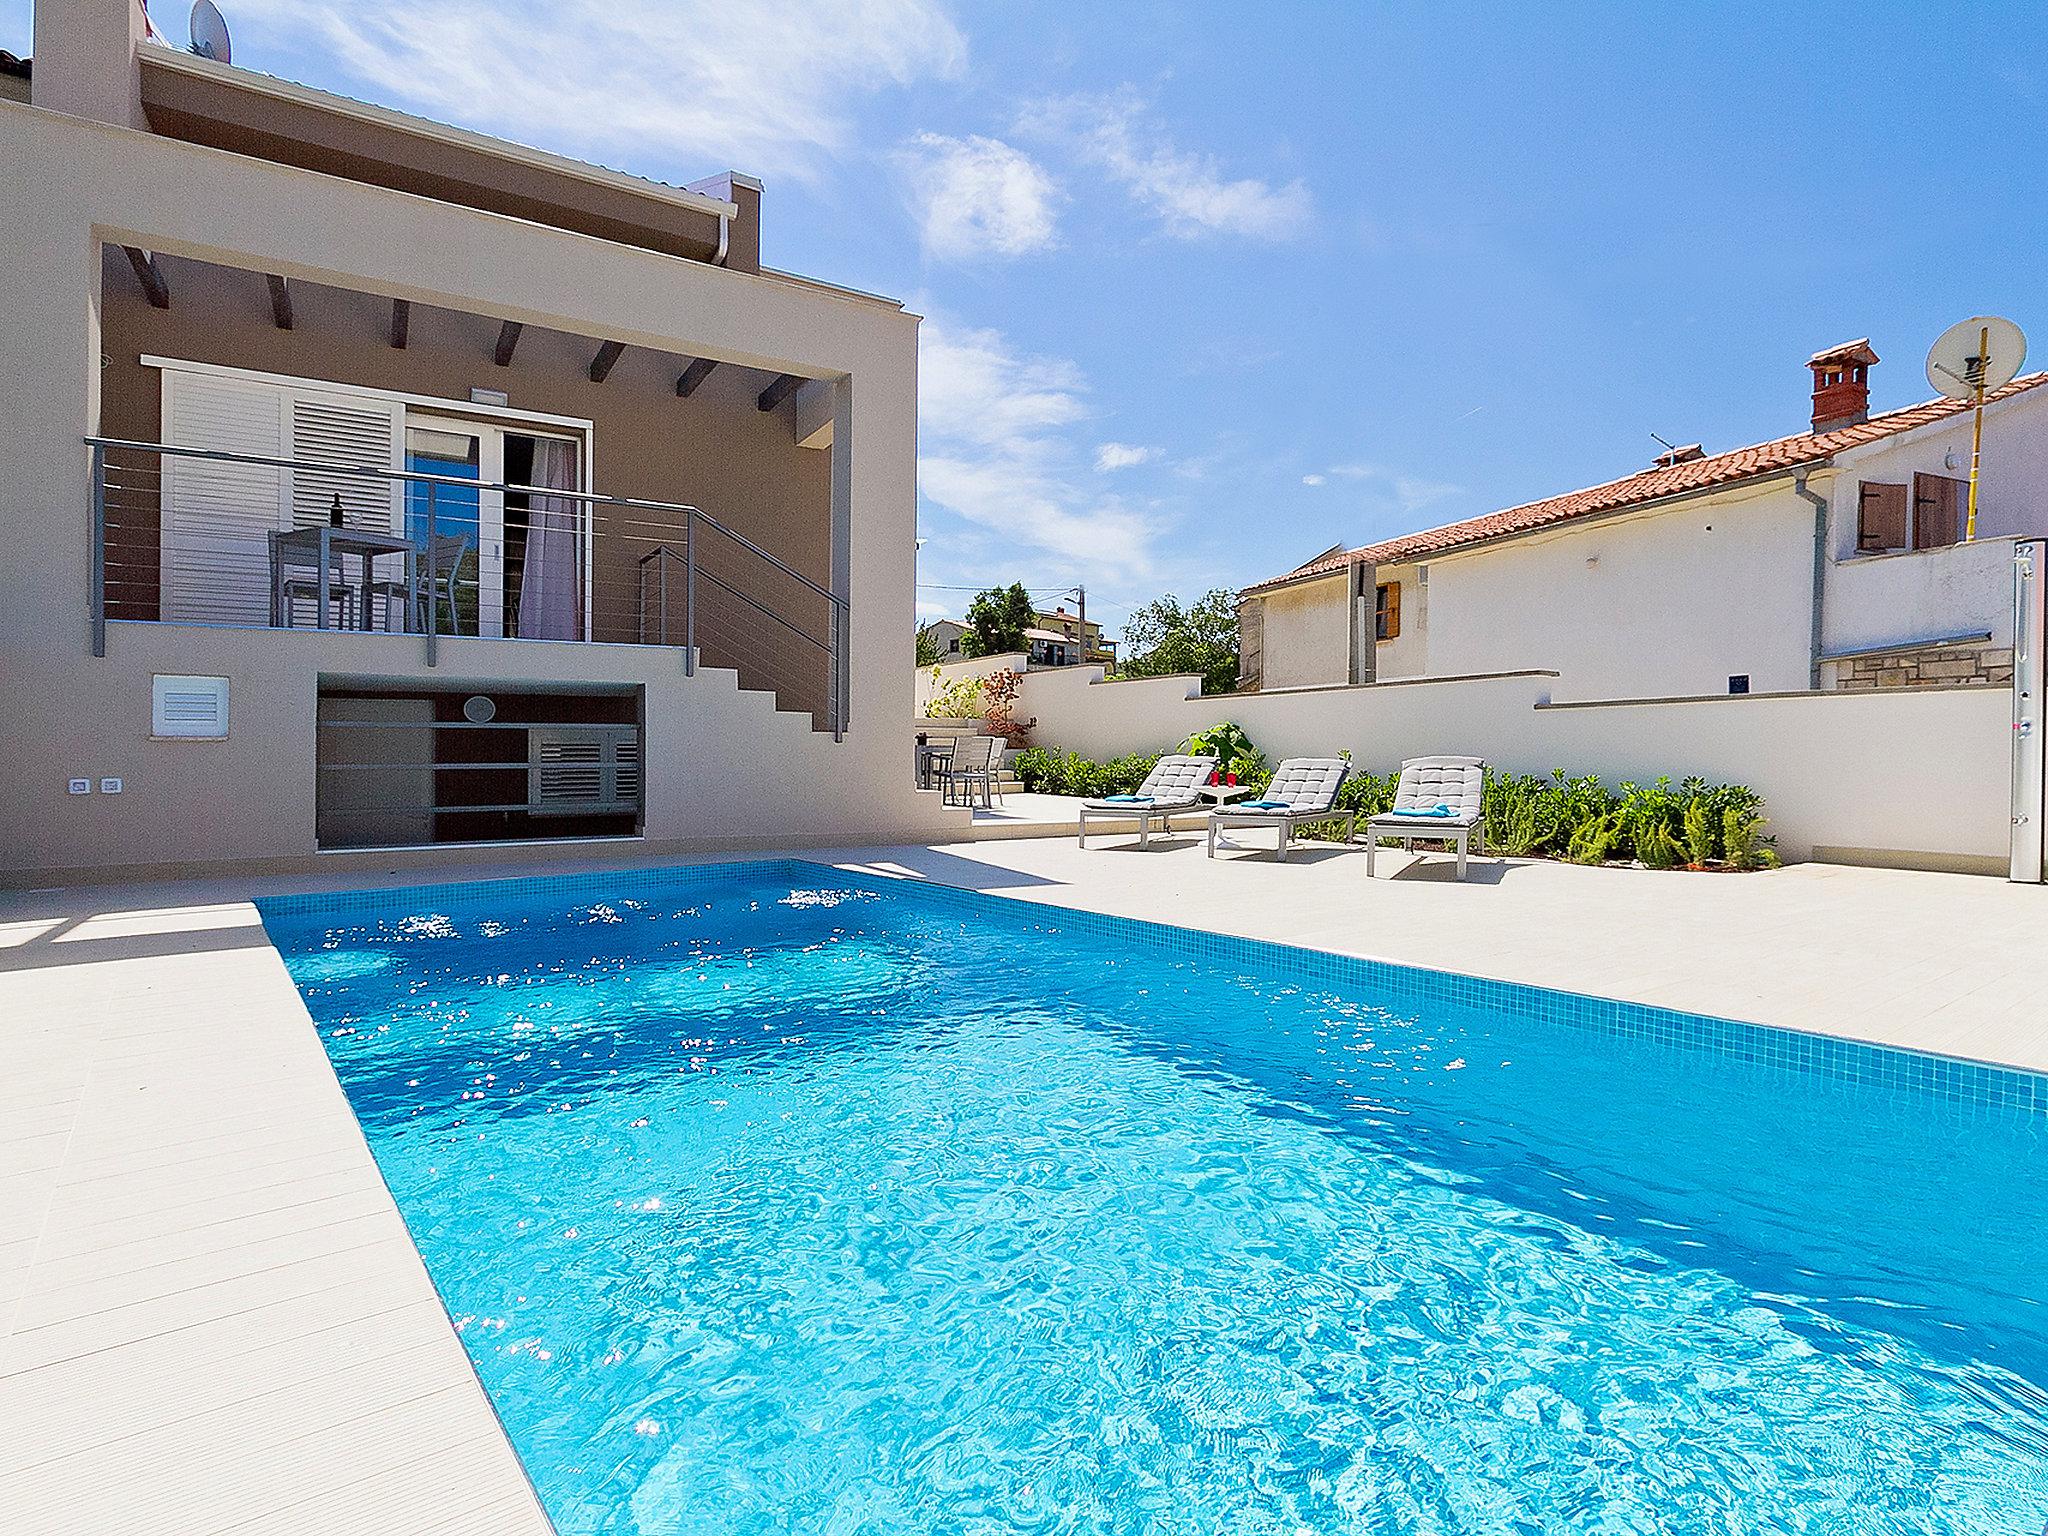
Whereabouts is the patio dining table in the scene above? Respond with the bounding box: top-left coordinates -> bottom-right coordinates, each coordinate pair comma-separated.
269,526 -> 419,631
915,737 -> 957,790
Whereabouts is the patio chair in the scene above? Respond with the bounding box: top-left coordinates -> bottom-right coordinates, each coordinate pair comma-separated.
941,733 -> 1005,809
370,533 -> 472,634
1077,754 -> 1217,849
1206,758 -> 1352,862
1363,756 -> 1488,880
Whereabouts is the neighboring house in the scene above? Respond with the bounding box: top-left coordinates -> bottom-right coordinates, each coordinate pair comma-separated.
1,0 -> 954,882
1031,604 -> 1115,667
1239,340 -> 2048,700
922,605 -> 1113,666
924,618 -> 969,657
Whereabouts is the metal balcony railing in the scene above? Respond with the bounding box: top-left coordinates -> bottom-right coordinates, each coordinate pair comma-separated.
87,437 -> 849,737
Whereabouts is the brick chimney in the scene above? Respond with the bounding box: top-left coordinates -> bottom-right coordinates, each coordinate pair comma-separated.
1808,339 -> 1879,432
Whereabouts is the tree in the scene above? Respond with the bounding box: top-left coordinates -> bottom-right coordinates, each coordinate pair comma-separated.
914,623 -> 945,667
1119,590 -> 1240,695
961,583 -> 1035,657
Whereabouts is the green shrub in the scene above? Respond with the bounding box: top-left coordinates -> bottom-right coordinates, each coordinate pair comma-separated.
1014,746 -> 1160,797
1564,807 -> 1627,865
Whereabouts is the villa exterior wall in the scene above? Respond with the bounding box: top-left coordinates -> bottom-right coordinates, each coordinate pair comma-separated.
1257,573 -> 1351,689
95,254 -> 835,682
1419,480 -> 1819,698
0,100 -> 961,881
997,663 -> 2011,872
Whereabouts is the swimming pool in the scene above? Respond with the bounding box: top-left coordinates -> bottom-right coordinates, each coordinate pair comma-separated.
261,861 -> 2048,1535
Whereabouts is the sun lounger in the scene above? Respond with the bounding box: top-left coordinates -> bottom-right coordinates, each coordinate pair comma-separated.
1363,756 -> 1487,879
1078,754 -> 1218,848
1205,758 -> 1351,862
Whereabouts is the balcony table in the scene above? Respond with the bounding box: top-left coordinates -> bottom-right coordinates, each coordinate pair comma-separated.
270,526 -> 419,631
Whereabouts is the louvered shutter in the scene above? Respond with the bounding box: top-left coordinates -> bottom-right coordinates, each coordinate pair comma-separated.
528,726 -> 642,815
1857,482 -> 1908,552
160,371 -> 287,624
159,370 -> 402,624
287,393 -> 403,534
1912,473 -> 1965,550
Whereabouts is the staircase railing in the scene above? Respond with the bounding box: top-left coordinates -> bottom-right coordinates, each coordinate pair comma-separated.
86,436 -> 849,738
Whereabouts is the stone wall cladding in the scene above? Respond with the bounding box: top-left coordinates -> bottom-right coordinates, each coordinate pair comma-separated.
1833,643 -> 2014,691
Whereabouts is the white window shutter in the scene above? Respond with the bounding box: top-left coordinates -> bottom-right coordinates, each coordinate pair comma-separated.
158,370 -> 402,627
159,371 -> 286,625
287,393 -> 403,534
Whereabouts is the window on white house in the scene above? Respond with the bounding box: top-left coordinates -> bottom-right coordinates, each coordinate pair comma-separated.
1375,581 -> 1401,642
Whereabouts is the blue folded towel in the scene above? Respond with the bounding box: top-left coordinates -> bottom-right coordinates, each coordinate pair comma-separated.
1389,803 -> 1456,818
1237,800 -> 1291,811
1102,794 -> 1153,803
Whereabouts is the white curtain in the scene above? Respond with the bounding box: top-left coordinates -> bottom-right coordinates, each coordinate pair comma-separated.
519,438 -> 582,640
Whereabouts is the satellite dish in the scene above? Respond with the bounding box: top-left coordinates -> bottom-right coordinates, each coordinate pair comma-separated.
189,0 -> 232,64
1926,315 -> 2026,400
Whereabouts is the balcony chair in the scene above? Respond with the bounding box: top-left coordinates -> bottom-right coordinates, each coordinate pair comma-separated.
370,533 -> 473,634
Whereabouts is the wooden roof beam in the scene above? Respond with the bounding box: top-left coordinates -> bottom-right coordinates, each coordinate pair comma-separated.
494,320 -> 522,367
756,373 -> 802,413
589,339 -> 626,383
389,298 -> 410,349
675,357 -> 717,397
266,274 -> 294,331
123,247 -> 169,309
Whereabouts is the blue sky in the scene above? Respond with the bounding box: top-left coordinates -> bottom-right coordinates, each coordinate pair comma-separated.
7,1 -> 2046,636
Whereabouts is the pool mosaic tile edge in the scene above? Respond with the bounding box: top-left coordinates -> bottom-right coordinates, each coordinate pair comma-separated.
256,857 -> 2048,1120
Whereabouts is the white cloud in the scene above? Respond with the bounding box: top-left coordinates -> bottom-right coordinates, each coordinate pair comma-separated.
234,0 -> 966,179
1329,461 -> 1461,515
901,133 -> 1061,259
919,319 -> 1163,580
1301,473 -> 1326,487
1094,442 -> 1156,472
1022,92 -> 1311,239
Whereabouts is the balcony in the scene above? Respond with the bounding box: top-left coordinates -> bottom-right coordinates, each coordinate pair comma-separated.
89,437 -> 848,734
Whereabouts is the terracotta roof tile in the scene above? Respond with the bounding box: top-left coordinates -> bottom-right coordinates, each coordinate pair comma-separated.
1245,374 -> 2048,594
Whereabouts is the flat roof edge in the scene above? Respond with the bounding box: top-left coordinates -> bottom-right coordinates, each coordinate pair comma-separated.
138,46 -> 740,221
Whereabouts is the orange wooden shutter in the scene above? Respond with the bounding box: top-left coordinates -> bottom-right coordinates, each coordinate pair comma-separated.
1377,581 -> 1401,641
1857,482 -> 1907,551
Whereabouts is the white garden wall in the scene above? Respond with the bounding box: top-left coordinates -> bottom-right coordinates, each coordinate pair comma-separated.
996,663 -> 2012,873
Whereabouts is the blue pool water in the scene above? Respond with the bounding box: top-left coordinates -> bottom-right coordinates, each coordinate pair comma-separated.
261,864 -> 2048,1535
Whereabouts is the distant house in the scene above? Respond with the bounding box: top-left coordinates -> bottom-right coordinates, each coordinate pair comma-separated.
1030,605 -> 1115,667
924,618 -> 968,657
1239,340 -> 2048,700
924,603 -> 1115,667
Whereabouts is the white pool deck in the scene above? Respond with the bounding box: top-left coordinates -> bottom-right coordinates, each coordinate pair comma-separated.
2,836 -> 2045,1534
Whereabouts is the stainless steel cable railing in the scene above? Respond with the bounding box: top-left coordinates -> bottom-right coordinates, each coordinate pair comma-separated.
87,437 -> 849,737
